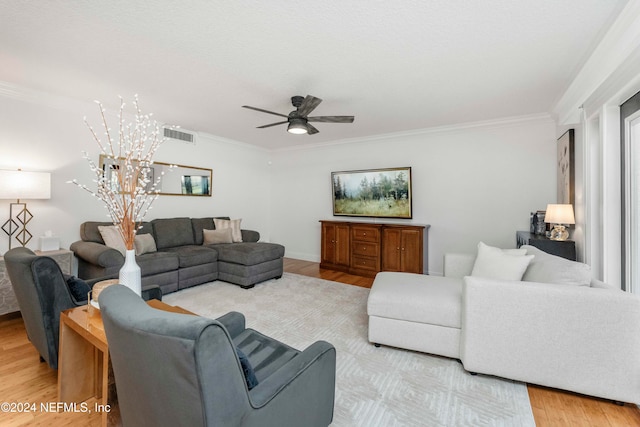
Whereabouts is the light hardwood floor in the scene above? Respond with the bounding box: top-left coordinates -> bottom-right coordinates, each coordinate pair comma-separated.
0,258 -> 638,426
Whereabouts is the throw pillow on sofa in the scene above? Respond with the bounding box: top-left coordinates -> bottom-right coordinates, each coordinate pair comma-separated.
214,218 -> 243,242
522,245 -> 591,286
98,225 -> 126,256
203,228 -> 234,244
471,242 -> 533,281
134,233 -> 157,255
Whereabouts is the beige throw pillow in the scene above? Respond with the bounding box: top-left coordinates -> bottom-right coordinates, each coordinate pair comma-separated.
471,242 -> 533,281
203,228 -> 234,244
134,233 -> 157,255
98,225 -> 126,256
213,218 -> 242,242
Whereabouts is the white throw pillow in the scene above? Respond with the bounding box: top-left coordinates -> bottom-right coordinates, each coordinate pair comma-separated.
213,218 -> 243,242
203,228 -> 234,244
98,225 -> 126,256
471,242 -> 533,281
521,245 -> 592,286
134,233 -> 157,255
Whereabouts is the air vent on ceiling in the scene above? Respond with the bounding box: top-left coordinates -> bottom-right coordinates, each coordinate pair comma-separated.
163,127 -> 196,144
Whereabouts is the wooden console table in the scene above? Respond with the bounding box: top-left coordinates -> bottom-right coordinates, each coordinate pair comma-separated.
57,299 -> 193,427
516,231 -> 577,261
320,220 -> 430,276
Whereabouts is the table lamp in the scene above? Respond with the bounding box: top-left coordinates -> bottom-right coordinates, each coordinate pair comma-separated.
544,204 -> 575,241
0,170 -> 51,249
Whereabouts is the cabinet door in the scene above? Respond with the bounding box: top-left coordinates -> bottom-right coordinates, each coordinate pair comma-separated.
400,229 -> 423,273
334,224 -> 350,266
321,223 -> 350,267
381,228 -> 402,271
321,223 -> 337,265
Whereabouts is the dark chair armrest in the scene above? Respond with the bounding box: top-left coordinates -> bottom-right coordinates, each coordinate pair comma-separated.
70,240 -> 123,268
249,340 -> 336,407
216,311 -> 246,337
142,285 -> 163,302
241,229 -> 260,243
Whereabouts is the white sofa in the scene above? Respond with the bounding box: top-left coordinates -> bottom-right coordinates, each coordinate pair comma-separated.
367,244 -> 640,405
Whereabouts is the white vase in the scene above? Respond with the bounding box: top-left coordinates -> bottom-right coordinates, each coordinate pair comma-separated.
119,249 -> 142,296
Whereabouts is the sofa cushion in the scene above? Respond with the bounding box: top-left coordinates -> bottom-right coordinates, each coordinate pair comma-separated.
98,225 -> 126,256
163,245 -> 218,268
64,274 -> 91,302
191,217 -> 231,245
134,233 -> 157,256
203,228 -> 233,244
213,242 -> 284,266
367,272 -> 462,328
214,218 -> 243,242
471,242 -> 533,281
152,218 -> 195,249
522,245 -> 591,286
135,251 -> 180,276
236,348 -> 259,390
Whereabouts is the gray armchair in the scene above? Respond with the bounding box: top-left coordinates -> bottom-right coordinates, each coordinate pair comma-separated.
99,285 -> 336,427
4,247 -> 90,369
4,247 -> 163,370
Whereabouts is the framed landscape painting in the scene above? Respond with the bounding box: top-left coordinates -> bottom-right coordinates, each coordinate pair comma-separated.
332,167 -> 412,219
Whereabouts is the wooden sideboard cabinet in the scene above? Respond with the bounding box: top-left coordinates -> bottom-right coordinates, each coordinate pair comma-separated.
320,220 -> 429,276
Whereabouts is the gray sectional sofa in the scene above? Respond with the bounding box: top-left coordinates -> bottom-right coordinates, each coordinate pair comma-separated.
70,217 -> 285,295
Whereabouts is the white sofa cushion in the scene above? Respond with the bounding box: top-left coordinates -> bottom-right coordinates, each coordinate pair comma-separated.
367,272 -> 462,328
522,245 -> 591,286
471,242 -> 533,281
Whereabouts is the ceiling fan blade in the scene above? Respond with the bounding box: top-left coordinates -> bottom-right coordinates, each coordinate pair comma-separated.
297,95 -> 323,117
257,121 -> 289,129
307,115 -> 355,123
307,123 -> 320,135
242,105 -> 289,118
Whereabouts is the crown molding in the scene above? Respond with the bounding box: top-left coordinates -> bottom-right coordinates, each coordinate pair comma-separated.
272,112 -> 554,153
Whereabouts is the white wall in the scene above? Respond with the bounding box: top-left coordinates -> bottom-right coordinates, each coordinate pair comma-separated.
0,87 -> 557,276
270,115 -> 557,275
0,91 -> 271,254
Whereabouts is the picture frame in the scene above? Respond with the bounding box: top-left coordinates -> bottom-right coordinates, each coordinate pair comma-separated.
557,129 -> 575,205
181,175 -> 210,195
332,167 -> 412,219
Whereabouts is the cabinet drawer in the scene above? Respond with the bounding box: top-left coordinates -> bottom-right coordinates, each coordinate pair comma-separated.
351,226 -> 380,243
352,242 -> 380,256
350,255 -> 379,272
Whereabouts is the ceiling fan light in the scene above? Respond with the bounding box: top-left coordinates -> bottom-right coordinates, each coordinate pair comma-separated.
287,118 -> 308,134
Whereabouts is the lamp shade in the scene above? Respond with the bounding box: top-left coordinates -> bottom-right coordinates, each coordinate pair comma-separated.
544,204 -> 575,225
0,170 -> 51,200
287,118 -> 308,134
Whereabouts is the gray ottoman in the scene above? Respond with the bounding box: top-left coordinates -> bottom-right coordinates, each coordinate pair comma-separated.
214,242 -> 285,288
367,271 -> 463,358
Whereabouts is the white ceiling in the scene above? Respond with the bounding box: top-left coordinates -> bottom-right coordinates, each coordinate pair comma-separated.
0,1 -> 628,150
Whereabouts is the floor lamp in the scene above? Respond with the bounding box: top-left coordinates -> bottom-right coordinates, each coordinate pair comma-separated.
0,170 -> 51,250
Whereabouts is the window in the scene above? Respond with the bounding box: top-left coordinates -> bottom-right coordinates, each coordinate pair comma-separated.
621,90 -> 640,294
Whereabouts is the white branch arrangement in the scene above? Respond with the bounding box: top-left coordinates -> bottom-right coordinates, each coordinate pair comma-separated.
69,95 -> 174,250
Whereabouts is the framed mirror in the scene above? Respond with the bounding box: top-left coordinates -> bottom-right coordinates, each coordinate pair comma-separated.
99,155 -> 212,197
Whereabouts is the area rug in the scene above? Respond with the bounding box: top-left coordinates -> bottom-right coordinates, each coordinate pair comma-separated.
164,273 -> 535,427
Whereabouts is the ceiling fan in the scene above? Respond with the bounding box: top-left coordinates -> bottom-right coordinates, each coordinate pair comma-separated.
242,95 -> 354,135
